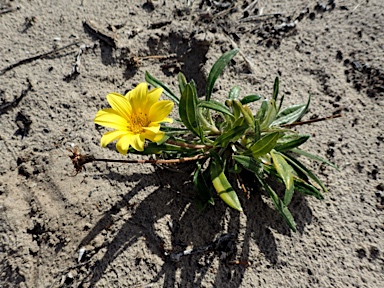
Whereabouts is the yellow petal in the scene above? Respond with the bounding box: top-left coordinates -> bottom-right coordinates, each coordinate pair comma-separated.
129,83 -> 148,112
106,93 -> 132,119
94,109 -> 128,130
148,100 -> 174,122
143,130 -> 165,142
100,130 -> 128,147
144,87 -> 163,112
160,117 -> 173,124
130,134 -> 145,151
143,123 -> 160,134
116,135 -> 133,155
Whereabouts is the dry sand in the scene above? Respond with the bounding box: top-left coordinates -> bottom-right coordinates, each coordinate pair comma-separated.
0,0 -> 383,287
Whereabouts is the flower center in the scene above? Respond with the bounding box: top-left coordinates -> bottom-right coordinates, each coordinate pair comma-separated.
128,111 -> 150,134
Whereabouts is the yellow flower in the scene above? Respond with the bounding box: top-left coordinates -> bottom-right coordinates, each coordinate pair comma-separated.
94,83 -> 174,155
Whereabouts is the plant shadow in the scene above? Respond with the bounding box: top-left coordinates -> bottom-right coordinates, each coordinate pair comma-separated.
77,163 -> 313,287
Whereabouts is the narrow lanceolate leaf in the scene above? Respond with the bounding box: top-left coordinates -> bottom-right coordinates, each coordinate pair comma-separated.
254,173 -> 297,232
294,179 -> 324,200
233,155 -> 261,174
214,124 -> 248,148
198,100 -> 235,118
248,132 -> 280,158
260,99 -> 278,129
282,152 -> 328,193
206,48 -> 239,101
290,148 -> 339,171
178,72 -> 187,95
272,96 -> 310,126
210,159 -> 243,212
272,77 -> 279,101
240,94 -> 262,105
274,134 -> 310,152
179,83 -> 202,138
145,71 -> 179,105
271,104 -> 306,126
228,85 -> 241,100
270,149 -> 294,205
255,99 -> 268,121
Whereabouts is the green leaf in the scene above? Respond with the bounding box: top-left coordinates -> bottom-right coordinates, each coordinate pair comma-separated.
270,150 -> 294,205
277,94 -> 285,112
206,49 -> 239,101
255,99 -> 268,120
228,85 -> 241,100
145,71 -> 179,105
214,124 -> 248,148
240,94 -> 262,105
290,148 -> 339,171
178,72 -> 187,95
248,132 -> 280,157
233,155 -> 261,174
210,158 -> 243,212
272,77 -> 279,101
194,161 -> 214,211
179,82 -> 202,139
260,99 -> 278,129
294,179 -> 324,200
271,104 -> 306,126
272,96 -> 310,126
254,118 -> 261,141
233,99 -> 254,128
281,152 -> 328,192
198,100 -> 235,118
254,174 -> 297,232
274,134 -> 310,152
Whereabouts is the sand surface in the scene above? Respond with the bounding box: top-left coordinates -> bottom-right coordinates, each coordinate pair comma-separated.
0,0 -> 383,287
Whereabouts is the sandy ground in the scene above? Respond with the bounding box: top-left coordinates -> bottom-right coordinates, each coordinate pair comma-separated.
0,0 -> 383,287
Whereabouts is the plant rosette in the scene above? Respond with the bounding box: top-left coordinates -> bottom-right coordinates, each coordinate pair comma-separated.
72,49 -> 338,232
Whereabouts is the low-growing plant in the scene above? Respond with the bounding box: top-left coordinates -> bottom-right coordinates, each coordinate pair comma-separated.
71,49 -> 339,232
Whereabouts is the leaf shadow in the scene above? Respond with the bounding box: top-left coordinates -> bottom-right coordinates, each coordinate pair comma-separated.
78,164 -> 313,287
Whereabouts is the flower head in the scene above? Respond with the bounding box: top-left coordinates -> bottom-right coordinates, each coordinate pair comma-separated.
94,83 -> 174,155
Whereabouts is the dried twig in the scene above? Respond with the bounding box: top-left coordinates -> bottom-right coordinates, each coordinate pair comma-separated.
139,54 -> 176,61
281,114 -> 342,128
83,20 -> 117,48
68,146 -> 208,175
64,43 -> 96,81
238,13 -> 282,22
0,42 -> 79,75
243,0 -> 259,13
0,5 -> 20,15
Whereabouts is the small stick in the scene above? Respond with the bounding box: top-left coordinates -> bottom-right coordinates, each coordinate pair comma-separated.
93,154 -> 207,164
83,20 -> 117,48
64,43 -> 96,81
281,114 -> 342,128
0,6 -> 20,15
68,147 -> 208,175
238,13 -> 282,22
139,54 -> 176,60
243,0 -> 259,13
212,2 -> 239,20
0,42 -> 79,75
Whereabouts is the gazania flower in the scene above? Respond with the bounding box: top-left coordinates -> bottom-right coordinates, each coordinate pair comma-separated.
94,83 -> 174,155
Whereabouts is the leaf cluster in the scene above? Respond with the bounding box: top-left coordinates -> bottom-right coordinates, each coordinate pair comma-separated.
145,49 -> 336,232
